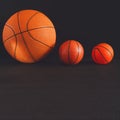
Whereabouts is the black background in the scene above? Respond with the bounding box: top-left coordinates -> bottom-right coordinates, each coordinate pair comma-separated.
0,0 -> 120,120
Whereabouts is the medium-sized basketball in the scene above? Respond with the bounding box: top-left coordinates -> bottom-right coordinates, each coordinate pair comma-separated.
92,43 -> 114,64
2,9 -> 56,63
59,40 -> 84,64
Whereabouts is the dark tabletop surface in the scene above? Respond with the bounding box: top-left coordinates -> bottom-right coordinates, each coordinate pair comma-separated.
0,58 -> 120,120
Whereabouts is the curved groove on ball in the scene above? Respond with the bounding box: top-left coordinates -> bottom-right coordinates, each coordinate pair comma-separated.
26,12 -> 53,48
4,26 -> 54,43
93,48 -> 98,62
68,41 -> 71,64
98,45 -> 113,57
95,48 -> 109,63
5,24 -> 18,58
73,42 -> 80,64
17,12 -> 36,62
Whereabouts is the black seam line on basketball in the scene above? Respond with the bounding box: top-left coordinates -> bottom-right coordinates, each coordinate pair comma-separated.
95,48 -> 109,63
26,12 -> 53,48
73,42 -> 80,64
3,26 -> 54,43
17,12 -> 36,62
68,41 -> 71,64
98,45 -> 113,57
5,24 -> 18,58
94,48 -> 98,62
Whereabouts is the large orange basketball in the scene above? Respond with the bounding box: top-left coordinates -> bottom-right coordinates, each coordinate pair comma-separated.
2,9 -> 56,63
59,40 -> 84,64
92,43 -> 114,64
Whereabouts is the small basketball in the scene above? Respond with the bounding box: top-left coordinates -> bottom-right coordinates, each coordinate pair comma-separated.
2,9 -> 56,63
59,40 -> 84,64
92,43 -> 114,64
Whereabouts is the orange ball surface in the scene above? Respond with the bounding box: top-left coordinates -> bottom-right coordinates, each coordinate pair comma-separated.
2,9 -> 56,63
59,40 -> 84,64
92,43 -> 114,64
